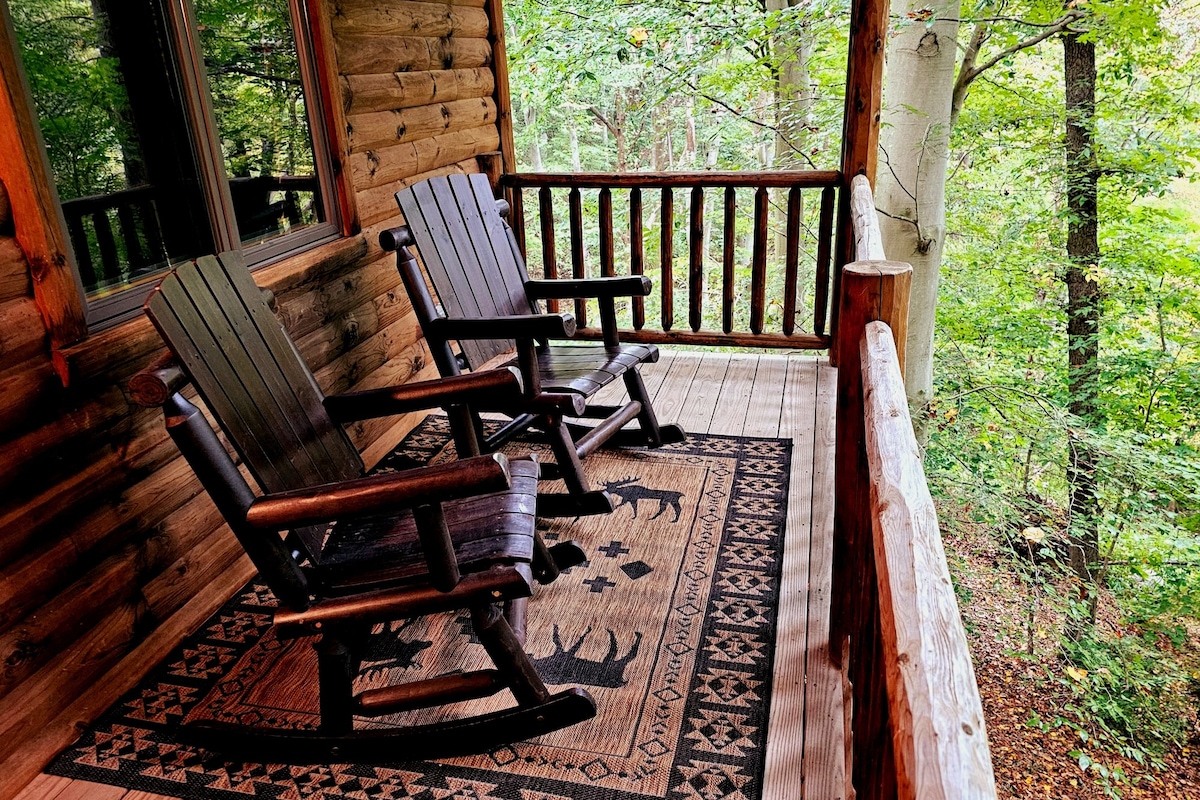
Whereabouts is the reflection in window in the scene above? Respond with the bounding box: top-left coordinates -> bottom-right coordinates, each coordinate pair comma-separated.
195,0 -> 324,246
10,0 -> 333,318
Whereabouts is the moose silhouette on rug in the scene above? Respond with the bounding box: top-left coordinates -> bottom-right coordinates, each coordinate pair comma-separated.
603,476 -> 685,522
532,626 -> 643,688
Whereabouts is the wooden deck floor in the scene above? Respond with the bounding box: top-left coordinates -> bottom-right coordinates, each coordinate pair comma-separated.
17,350 -> 842,800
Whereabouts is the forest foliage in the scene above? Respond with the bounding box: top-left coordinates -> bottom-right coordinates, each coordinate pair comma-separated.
506,0 -> 1200,783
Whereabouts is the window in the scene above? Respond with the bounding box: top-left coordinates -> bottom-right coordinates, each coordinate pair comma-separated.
10,0 -> 338,327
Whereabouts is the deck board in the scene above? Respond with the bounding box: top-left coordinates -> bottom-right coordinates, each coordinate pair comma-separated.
707,354 -> 757,435
21,350 -> 841,800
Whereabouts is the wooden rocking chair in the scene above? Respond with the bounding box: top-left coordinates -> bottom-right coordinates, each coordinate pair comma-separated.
382,172 -> 685,517
130,252 -> 594,763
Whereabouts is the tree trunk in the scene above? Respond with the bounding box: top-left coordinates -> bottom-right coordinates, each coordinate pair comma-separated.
525,105 -> 543,171
875,0 -> 960,412
1063,30 -> 1100,582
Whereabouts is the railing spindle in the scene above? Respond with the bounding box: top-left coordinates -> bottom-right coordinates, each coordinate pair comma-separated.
660,187 -> 674,332
93,210 -> 119,284
688,186 -> 704,332
66,214 -> 96,289
750,186 -> 768,335
599,188 -> 614,278
510,186 -> 526,258
630,188 -> 645,330
722,187 -> 736,334
538,187 -> 559,313
117,204 -> 147,269
783,186 -> 802,335
815,185 -> 836,337
569,187 -> 586,327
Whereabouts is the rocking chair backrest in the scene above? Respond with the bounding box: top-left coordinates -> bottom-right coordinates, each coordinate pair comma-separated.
395,173 -> 536,369
145,252 -> 364,561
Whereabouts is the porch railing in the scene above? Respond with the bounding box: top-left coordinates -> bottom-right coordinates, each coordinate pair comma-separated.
499,170 -> 840,349
834,174 -> 997,799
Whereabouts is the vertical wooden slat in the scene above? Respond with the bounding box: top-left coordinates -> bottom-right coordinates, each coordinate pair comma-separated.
599,187 -> 614,277
722,186 -> 736,334
568,186 -> 586,327
783,186 -> 801,335
750,186 -> 768,335
538,186 -> 558,313
509,185 -> 526,258
688,186 -> 704,332
93,210 -> 119,285
815,185 -> 835,336
65,214 -> 95,290
660,187 -> 674,331
116,203 -> 147,269
630,187 -> 645,330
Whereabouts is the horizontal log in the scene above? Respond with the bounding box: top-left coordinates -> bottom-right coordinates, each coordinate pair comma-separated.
140,521 -> 245,621
0,383 -> 127,497
341,67 -> 494,116
570,326 -> 830,350
0,551 -> 253,798
334,0 -> 485,10
0,297 -> 46,368
0,400 -> 177,565
861,321 -> 996,800
502,169 -> 843,189
313,309 -> 424,398
851,173 -> 885,261
0,236 -> 29,301
293,281 -> 414,372
334,34 -> 491,78
275,253 -> 402,341
0,486 -> 222,694
355,158 -> 478,228
0,358 -> 58,439
350,125 -> 499,190
348,96 -> 497,155
331,2 -> 489,39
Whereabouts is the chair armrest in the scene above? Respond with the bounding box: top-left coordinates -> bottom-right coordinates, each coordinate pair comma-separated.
244,453 -> 511,531
525,276 -> 652,300
428,312 -> 577,340
323,368 -> 524,422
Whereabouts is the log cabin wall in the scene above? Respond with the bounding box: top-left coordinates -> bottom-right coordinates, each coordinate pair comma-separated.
0,0 -> 507,795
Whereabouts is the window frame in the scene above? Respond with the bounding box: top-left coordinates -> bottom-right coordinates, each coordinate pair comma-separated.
7,0 -> 347,332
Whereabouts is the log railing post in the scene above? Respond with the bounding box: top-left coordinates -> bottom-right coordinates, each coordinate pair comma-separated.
833,259 -> 911,800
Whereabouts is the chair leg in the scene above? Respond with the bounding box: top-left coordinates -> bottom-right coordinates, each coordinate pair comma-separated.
623,370 -> 685,446
316,634 -> 355,735
472,604 -> 549,707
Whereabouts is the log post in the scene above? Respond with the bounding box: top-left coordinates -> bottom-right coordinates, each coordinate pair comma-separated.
833,260 -> 911,800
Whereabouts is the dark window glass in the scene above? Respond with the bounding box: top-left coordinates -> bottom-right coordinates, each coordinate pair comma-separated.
10,0 -> 335,325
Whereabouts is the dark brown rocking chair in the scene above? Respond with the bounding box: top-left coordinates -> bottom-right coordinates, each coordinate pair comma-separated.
382,173 -> 685,517
130,252 -> 593,763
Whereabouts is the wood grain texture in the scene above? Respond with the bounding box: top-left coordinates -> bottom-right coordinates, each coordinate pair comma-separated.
763,357 -> 817,800
347,97 -> 497,154
707,354 -> 756,436
0,237 -> 30,301
333,34 -> 491,77
331,1 -> 489,38
0,4 -> 86,351
851,174 -> 885,261
341,68 -> 494,116
349,125 -> 499,189
861,322 -> 996,800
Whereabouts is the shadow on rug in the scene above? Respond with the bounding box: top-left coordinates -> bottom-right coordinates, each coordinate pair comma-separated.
49,417 -> 791,800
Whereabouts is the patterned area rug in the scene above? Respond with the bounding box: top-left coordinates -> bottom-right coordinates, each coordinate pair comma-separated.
48,417 -> 791,800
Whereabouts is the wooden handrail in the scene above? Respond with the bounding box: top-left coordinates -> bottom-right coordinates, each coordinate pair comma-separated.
862,320 -> 997,800
850,173 -> 885,261
496,170 -> 842,349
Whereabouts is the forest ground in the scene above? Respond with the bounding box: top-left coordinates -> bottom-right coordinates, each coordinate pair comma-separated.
943,506 -> 1200,799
